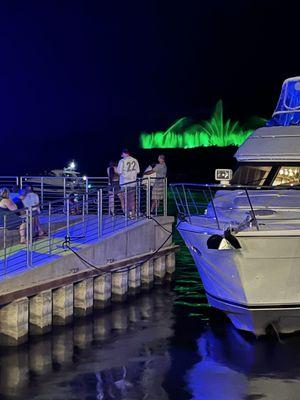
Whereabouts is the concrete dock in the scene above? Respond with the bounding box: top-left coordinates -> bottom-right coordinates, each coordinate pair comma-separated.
0,215 -> 177,346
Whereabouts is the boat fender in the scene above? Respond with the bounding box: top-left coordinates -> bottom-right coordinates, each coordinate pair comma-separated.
207,230 -> 241,250
207,234 -> 223,249
224,228 -> 241,249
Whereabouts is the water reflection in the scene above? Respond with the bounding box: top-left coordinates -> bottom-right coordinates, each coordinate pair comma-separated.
1,235 -> 300,399
187,323 -> 300,400
0,288 -> 175,400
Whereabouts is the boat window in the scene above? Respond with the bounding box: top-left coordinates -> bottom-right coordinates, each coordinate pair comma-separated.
231,165 -> 272,186
273,166 -> 300,186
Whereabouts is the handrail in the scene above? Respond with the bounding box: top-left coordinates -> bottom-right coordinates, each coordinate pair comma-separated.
170,182 -> 300,233
0,177 -> 168,280
170,182 -> 300,190
19,175 -> 108,179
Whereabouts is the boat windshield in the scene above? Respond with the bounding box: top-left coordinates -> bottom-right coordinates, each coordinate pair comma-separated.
268,77 -> 300,126
273,166 -> 300,186
231,165 -> 272,186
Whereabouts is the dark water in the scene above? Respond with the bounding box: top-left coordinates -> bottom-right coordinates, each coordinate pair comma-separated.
1,235 -> 300,400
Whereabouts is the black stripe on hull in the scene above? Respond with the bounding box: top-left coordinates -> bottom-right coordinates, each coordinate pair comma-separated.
206,291 -> 300,310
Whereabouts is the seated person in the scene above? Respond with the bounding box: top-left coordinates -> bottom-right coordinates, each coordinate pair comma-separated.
0,187 -> 26,244
12,189 -> 26,210
9,184 -> 20,200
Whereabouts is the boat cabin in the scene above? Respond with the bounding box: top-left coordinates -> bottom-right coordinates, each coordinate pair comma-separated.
232,77 -> 300,187
232,126 -> 300,186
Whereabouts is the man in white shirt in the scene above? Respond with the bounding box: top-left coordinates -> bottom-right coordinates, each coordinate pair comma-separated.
117,149 -> 140,217
23,185 -> 45,237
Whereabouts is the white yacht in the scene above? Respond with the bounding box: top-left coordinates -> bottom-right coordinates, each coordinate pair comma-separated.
22,162 -> 86,193
172,77 -> 300,336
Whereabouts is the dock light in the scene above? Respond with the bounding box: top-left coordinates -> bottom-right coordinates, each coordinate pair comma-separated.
69,161 -> 76,170
82,175 -> 87,181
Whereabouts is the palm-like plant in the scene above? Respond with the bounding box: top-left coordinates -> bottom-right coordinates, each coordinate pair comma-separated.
200,100 -> 251,146
139,100 -> 264,149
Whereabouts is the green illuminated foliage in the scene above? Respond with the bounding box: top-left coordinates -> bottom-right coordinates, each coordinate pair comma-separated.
140,100 -> 265,149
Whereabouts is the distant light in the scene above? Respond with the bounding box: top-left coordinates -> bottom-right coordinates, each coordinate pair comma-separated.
83,175 -> 87,181
88,184 -> 92,189
69,161 -> 76,170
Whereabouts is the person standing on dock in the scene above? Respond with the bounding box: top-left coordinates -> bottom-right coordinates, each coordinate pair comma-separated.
144,154 -> 167,214
117,149 -> 140,218
23,185 -> 45,238
107,161 -> 121,216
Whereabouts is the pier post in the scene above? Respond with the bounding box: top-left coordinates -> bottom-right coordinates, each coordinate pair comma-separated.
154,256 -> 166,281
29,290 -> 52,335
128,264 -> 141,292
0,297 -> 28,346
53,284 -> 74,325
74,278 -> 94,316
94,273 -> 112,308
166,252 -> 176,274
112,269 -> 128,302
141,259 -> 154,285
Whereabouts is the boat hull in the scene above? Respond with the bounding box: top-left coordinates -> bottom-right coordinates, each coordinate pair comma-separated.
179,223 -> 300,336
207,293 -> 300,336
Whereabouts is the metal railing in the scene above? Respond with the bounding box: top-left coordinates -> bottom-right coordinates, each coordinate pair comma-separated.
0,177 -> 168,280
170,183 -> 300,232
0,176 -> 109,207
0,176 -> 19,189
19,176 -> 109,206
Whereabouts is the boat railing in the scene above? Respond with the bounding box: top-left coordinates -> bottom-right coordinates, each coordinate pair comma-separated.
170,183 -> 300,231
0,177 -> 168,280
272,109 -> 300,116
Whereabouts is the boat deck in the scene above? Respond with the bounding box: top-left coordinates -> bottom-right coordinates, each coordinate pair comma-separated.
181,215 -> 300,235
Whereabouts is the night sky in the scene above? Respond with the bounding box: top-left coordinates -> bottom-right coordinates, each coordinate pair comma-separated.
0,0 -> 298,175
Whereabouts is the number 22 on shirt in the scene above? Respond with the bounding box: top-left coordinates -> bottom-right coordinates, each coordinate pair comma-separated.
126,160 -> 136,172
